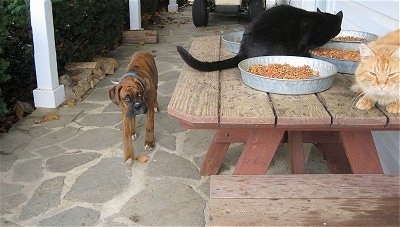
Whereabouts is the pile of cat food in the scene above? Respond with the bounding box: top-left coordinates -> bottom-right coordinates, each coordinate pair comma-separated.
332,36 -> 367,42
310,48 -> 361,61
247,63 -> 319,79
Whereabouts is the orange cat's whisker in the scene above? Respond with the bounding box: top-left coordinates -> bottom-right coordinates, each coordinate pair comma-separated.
349,91 -> 365,104
391,89 -> 400,98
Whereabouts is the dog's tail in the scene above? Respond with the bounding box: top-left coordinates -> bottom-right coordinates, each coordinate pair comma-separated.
176,46 -> 244,72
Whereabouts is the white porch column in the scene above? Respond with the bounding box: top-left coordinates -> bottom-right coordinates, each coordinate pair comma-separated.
129,0 -> 142,30
168,0 -> 178,12
30,0 -> 65,108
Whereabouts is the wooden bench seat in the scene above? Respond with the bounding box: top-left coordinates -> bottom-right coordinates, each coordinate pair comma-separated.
209,174 -> 400,226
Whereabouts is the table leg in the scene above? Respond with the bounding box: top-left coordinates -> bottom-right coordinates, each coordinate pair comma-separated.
200,129 -> 231,176
234,129 -> 285,175
315,143 -> 351,174
339,131 -> 383,174
288,131 -> 306,174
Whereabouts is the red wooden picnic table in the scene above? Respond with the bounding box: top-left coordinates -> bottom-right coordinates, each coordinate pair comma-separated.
168,36 -> 399,176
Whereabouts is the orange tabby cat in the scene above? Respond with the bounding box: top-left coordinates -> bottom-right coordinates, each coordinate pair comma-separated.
351,29 -> 400,113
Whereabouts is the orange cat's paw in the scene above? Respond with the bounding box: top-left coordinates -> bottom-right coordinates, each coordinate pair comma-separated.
356,98 -> 375,110
386,103 -> 400,114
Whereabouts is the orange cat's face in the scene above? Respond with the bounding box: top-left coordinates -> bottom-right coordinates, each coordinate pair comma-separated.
354,44 -> 400,105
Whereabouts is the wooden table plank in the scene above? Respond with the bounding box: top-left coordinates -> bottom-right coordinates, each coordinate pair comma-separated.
270,94 -> 331,127
168,36 -> 221,126
317,74 -> 388,128
210,175 -> 400,198
209,198 -> 399,226
219,46 -> 275,126
209,175 -> 400,226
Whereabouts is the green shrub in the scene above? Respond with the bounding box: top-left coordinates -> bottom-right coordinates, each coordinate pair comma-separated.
142,0 -> 159,13
51,0 -> 126,69
0,4 -> 9,118
0,4 -> 10,83
0,0 -> 33,119
0,0 -> 169,131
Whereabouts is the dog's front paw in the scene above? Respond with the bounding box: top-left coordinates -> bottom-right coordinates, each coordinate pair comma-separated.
144,144 -> 154,150
125,158 -> 133,166
132,133 -> 138,141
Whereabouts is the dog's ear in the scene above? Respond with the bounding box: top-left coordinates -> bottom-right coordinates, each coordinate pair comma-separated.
138,77 -> 152,103
109,85 -> 121,105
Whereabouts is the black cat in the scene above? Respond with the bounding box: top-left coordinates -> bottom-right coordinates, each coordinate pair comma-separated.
177,5 -> 343,72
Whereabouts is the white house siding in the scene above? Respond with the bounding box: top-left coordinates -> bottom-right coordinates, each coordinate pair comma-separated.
289,0 -> 399,35
333,0 -> 399,36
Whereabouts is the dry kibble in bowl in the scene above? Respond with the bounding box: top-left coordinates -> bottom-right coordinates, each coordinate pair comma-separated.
310,48 -> 361,61
332,36 -> 367,42
247,63 -> 319,79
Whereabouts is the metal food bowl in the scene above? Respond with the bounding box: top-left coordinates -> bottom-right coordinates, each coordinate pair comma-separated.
310,42 -> 360,74
330,30 -> 378,43
238,56 -> 338,95
222,31 -> 243,53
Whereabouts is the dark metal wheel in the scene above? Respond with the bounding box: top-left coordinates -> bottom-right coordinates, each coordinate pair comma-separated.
192,0 -> 209,27
248,0 -> 264,22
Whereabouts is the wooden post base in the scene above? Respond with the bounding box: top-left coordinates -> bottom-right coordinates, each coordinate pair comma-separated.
122,30 -> 158,44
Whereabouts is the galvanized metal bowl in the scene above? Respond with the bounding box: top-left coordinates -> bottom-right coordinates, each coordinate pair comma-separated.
238,56 -> 338,95
310,42 -> 360,74
222,31 -> 243,53
330,30 -> 378,43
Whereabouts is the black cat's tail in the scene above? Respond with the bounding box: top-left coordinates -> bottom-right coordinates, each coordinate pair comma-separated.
176,46 -> 244,72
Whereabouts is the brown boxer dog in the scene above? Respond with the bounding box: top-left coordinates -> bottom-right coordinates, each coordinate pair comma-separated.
109,51 -> 159,165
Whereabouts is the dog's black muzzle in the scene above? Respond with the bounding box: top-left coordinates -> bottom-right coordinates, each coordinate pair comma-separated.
127,99 -> 147,117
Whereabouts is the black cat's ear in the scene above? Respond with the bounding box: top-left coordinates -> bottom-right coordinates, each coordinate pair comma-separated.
317,8 -> 322,13
336,11 -> 343,18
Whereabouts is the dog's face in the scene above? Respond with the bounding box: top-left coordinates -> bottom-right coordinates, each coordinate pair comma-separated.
109,77 -> 149,118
